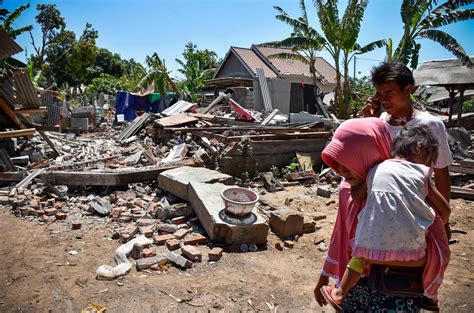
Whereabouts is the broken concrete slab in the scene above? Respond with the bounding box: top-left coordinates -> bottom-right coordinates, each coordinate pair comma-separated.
187,182 -> 268,244
158,166 -> 234,201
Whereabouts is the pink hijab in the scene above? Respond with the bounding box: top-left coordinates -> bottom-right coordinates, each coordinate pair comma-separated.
320,118 -> 450,300
320,118 -> 391,284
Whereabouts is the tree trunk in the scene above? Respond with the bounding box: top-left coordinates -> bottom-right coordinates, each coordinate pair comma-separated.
333,47 -> 341,115
341,51 -> 351,119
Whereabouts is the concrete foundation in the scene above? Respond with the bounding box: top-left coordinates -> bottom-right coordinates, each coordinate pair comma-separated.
188,182 -> 268,244
158,166 -> 234,201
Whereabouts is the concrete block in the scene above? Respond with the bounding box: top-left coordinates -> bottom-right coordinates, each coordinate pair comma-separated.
188,182 -> 268,244
158,166 -> 233,201
136,254 -> 168,270
269,208 -> 304,239
164,251 -> 192,269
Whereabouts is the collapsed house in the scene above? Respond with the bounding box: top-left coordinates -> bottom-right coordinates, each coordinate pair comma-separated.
203,45 -> 337,117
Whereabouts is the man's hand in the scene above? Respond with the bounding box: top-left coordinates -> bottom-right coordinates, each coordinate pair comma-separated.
314,274 -> 329,307
362,96 -> 382,117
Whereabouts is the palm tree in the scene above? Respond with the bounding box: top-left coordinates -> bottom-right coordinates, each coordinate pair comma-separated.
392,0 -> 473,69
267,0 -> 326,103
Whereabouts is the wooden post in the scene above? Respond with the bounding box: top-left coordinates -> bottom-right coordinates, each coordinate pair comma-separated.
456,87 -> 466,127
0,98 -> 26,129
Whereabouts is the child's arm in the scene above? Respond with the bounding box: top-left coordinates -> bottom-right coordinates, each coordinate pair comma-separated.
351,181 -> 367,201
426,179 -> 451,223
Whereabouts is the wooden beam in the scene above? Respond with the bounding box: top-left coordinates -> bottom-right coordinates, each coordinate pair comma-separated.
0,98 -> 26,129
451,186 -> 474,201
0,172 -> 26,183
203,94 -> 227,114
167,126 -> 325,133
449,164 -> 474,175
14,107 -> 48,114
0,128 -> 36,139
37,131 -> 60,158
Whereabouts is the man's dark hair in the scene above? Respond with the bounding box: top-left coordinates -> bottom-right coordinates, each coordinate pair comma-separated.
371,62 -> 415,90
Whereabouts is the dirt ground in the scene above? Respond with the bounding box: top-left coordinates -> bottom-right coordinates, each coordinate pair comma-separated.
0,185 -> 472,312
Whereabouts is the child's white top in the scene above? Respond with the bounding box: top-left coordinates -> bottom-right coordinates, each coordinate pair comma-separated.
380,111 -> 453,169
352,159 -> 436,262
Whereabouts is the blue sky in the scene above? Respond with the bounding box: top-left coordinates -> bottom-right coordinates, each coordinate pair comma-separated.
4,0 -> 474,79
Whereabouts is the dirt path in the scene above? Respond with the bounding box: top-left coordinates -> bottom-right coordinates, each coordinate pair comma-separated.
0,188 -> 472,312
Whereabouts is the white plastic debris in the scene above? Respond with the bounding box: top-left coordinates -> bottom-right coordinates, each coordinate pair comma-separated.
96,235 -> 152,280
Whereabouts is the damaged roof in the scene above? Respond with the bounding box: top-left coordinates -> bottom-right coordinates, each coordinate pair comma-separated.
0,30 -> 23,60
414,57 -> 474,88
214,45 -> 337,84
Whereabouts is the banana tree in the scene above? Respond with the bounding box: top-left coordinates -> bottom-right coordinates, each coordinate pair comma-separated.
393,0 -> 473,69
267,0 -> 326,103
338,0 -> 386,118
141,53 -> 178,96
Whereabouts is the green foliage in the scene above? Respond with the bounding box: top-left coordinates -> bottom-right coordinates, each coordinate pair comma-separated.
349,76 -> 375,116
119,61 -> 147,93
141,53 -> 177,95
462,97 -> 474,113
84,73 -> 124,96
0,2 -> 33,39
175,42 -> 219,100
392,0 -> 473,68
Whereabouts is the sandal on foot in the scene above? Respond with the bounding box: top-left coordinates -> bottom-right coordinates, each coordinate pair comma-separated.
320,286 -> 342,311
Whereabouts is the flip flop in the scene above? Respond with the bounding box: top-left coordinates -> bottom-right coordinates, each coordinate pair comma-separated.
320,286 -> 343,311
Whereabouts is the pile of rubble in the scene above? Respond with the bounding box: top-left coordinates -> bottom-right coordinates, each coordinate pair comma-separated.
1,97 -> 343,280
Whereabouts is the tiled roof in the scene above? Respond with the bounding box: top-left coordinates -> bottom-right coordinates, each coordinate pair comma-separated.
253,45 -> 337,84
231,47 -> 278,78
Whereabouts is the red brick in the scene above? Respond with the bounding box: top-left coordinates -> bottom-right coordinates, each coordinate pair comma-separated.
140,226 -> 154,238
55,212 -> 67,220
153,234 -> 175,245
181,245 -> 202,262
173,228 -> 191,239
110,207 -> 121,218
120,233 -> 131,243
143,248 -> 156,258
208,247 -> 223,262
44,208 -> 58,216
166,239 -> 180,251
19,207 -> 29,217
171,216 -> 187,225
184,233 -> 207,245
275,242 -> 284,251
284,240 -> 294,248
72,222 -> 81,230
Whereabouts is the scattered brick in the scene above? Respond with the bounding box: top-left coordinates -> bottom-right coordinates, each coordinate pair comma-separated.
184,233 -> 207,245
143,248 -> 156,258
171,216 -> 187,225
173,228 -> 191,239
140,225 -> 154,238
120,233 -> 131,243
164,251 -> 192,269
284,240 -> 294,248
181,244 -> 202,262
166,239 -> 181,251
55,212 -> 67,220
72,222 -> 82,230
208,247 -> 223,262
154,234 -> 175,245
44,208 -> 57,216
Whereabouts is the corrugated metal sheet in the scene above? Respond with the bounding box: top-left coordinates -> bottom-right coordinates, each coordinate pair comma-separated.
12,69 -> 40,108
0,71 -> 17,108
232,47 -> 278,78
414,58 -> 474,87
0,30 -> 23,60
42,92 -> 61,126
256,68 -> 273,111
